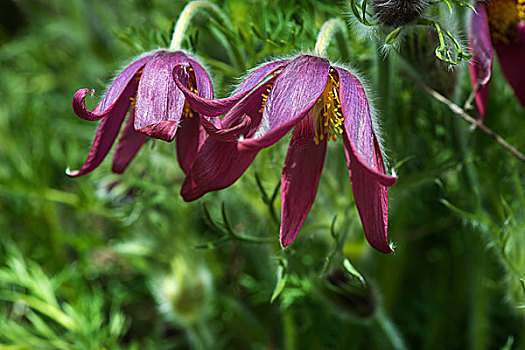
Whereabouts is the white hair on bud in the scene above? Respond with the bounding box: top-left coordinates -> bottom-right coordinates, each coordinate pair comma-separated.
346,11 -> 381,42
372,0 -> 429,27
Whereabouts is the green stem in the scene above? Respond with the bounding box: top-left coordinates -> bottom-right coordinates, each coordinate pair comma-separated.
169,1 -> 243,69
170,1 -> 228,50
314,18 -> 349,58
283,309 -> 296,350
374,308 -> 407,350
186,321 -> 214,350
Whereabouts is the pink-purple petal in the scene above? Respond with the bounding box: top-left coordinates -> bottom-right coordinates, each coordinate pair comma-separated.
180,76 -> 281,200
134,51 -> 187,142
176,116 -> 206,175
172,60 -> 287,118
67,102 -> 130,177
187,55 -> 214,99
280,128 -> 327,248
495,40 -> 525,108
72,55 -> 149,121
234,60 -> 288,94
180,139 -> 258,202
173,64 -> 253,117
72,79 -> 137,123
518,21 -> 525,44
468,3 -> 494,119
112,108 -> 148,174
343,133 -> 394,254
239,55 -> 330,151
336,67 -> 396,186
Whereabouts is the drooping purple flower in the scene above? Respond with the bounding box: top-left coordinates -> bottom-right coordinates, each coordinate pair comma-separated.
469,0 -> 525,120
67,50 -> 215,177
173,55 -> 397,253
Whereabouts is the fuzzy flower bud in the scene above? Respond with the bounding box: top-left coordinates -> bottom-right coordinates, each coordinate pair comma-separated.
151,257 -> 212,326
317,268 -> 377,319
372,0 -> 429,27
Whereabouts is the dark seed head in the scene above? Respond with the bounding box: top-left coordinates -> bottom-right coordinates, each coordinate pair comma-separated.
372,0 -> 428,27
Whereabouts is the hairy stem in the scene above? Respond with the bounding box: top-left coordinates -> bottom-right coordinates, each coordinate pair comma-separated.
314,18 -> 349,58
170,1 -> 229,51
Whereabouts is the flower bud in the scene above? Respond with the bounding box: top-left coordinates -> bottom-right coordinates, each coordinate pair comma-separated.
317,268 -> 377,319
372,0 -> 429,27
151,257 -> 212,326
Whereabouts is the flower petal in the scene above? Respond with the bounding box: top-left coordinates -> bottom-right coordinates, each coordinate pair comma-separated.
72,55 -> 150,121
111,108 -> 148,174
180,139 -> 258,201
180,76 -> 281,200
336,67 -> 396,186
239,55 -> 330,152
494,39 -> 525,108
468,3 -> 494,119
519,21 -> 525,44
186,55 -> 222,129
203,75 -> 280,141
176,115 -> 206,175
187,56 -> 214,99
66,104 -> 130,177
343,134 -> 394,254
280,127 -> 327,248
234,60 -> 288,94
172,60 -> 287,118
135,51 -> 188,142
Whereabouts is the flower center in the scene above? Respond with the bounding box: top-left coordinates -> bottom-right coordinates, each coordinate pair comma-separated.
519,0 -> 525,21
130,68 -> 145,109
313,69 -> 343,145
183,67 -> 198,118
486,0 -> 524,44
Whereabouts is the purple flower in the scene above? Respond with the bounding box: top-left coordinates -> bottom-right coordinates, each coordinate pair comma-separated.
174,55 -> 397,253
469,0 -> 525,119
67,50 -> 214,177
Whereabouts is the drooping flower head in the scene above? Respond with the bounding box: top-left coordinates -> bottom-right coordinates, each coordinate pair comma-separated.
469,0 -> 525,119
67,50 -> 215,177
372,0 -> 429,27
174,55 -> 397,253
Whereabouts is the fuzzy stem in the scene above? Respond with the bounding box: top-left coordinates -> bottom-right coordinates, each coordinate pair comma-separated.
170,1 -> 230,51
314,18 -> 349,58
374,308 -> 408,350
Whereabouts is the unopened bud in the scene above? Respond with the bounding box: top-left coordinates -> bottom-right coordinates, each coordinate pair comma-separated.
151,257 -> 212,326
372,0 -> 428,27
318,267 -> 377,319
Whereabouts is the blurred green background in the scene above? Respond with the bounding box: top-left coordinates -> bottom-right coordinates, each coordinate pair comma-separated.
0,0 -> 524,349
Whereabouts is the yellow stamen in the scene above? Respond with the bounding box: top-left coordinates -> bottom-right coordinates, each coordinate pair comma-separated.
313,68 -> 344,145
519,0 -> 525,20
259,84 -> 273,113
182,66 -> 200,119
486,0 -> 522,43
134,68 -> 144,82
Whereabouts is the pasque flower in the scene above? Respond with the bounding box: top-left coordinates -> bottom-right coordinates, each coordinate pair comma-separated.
469,0 -> 525,119
174,55 -> 397,253
67,50 -> 214,177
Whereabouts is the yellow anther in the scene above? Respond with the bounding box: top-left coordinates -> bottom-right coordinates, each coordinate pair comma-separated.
312,70 -> 344,145
486,0 -> 522,43
518,0 -> 525,19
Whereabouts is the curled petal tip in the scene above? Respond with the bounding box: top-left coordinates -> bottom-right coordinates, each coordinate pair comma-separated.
65,167 -> 80,177
280,236 -> 294,249
137,121 -> 178,142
